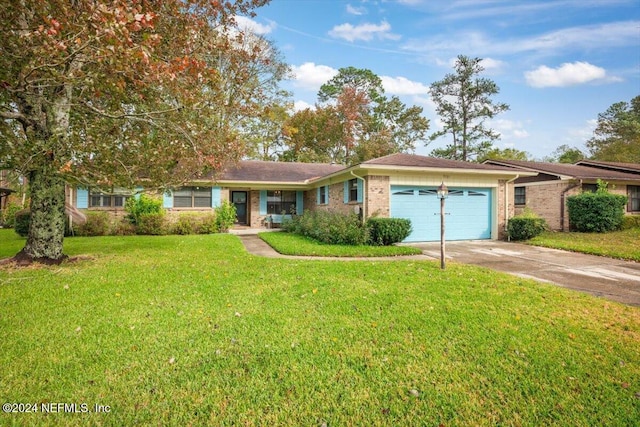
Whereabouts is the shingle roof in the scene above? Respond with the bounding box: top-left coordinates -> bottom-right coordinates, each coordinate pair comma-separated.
575,160 -> 640,174
484,159 -> 640,182
220,160 -> 346,183
362,153 -> 520,172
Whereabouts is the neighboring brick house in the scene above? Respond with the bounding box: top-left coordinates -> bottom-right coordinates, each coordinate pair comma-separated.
68,153 -> 530,242
483,159 -> 640,231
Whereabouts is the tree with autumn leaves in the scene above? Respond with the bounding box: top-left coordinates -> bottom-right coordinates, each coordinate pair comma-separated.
282,67 -> 430,165
0,0 -> 283,263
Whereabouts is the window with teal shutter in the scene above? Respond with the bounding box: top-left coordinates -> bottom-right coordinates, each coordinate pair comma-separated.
211,187 -> 221,208
357,179 -> 363,203
76,188 -> 88,209
343,181 -> 349,203
163,190 -> 173,208
296,191 -> 304,214
259,190 -> 267,215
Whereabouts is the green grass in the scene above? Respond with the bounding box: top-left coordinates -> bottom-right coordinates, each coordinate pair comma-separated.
1,229 -> 639,426
528,228 -> 640,262
259,231 -> 423,257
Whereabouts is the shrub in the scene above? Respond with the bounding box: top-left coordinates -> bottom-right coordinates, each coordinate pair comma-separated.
198,213 -> 218,234
567,192 -> 627,232
74,211 -> 111,236
125,194 -> 163,226
173,214 -> 197,235
283,210 -> 368,245
112,220 -> 136,236
1,201 -> 22,228
507,209 -> 547,241
14,209 -> 30,237
367,217 -> 412,246
135,212 -> 167,235
214,201 -> 236,233
621,215 -> 640,230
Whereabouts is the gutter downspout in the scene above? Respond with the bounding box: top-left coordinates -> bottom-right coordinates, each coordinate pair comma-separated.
504,175 -> 519,240
350,170 -> 366,224
561,179 -> 581,232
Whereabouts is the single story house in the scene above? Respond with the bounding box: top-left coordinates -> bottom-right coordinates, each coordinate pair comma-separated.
68,153 -> 533,242
483,159 -> 640,231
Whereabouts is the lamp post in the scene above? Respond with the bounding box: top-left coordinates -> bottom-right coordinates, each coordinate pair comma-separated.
436,182 -> 449,270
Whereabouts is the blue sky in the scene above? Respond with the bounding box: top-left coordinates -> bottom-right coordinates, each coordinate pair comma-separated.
239,0 -> 639,159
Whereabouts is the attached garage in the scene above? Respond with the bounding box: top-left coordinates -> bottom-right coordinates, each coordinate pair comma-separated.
390,185 -> 492,242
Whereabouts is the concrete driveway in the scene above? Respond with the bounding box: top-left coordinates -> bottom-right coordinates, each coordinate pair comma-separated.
408,240 -> 640,306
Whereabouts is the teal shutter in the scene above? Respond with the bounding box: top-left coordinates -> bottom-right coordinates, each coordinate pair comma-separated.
163,190 -> 173,208
211,186 -> 221,208
134,186 -> 143,200
296,191 -> 304,214
357,179 -> 363,203
316,187 -> 321,205
259,190 -> 267,215
343,181 -> 349,203
76,188 -> 88,209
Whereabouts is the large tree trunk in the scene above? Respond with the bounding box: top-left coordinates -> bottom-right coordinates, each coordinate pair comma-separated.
15,164 -> 67,264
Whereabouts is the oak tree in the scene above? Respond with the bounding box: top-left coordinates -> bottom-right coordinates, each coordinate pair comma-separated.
0,0 -> 272,263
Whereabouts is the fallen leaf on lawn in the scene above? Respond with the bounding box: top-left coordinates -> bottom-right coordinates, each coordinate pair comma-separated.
235,312 -> 242,317
409,389 -> 420,397
75,326 -> 82,332
168,357 -> 175,364
312,288 -> 318,294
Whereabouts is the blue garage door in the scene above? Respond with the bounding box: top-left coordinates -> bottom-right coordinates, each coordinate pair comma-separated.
390,185 -> 492,242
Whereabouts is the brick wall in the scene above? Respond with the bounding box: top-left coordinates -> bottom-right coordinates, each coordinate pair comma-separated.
366,175 -> 389,217
514,181 -> 580,231
306,181 -> 362,216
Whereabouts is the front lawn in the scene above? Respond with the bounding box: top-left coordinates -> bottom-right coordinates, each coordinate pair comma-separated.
259,231 -> 423,257
1,229 -> 639,426
528,228 -> 640,261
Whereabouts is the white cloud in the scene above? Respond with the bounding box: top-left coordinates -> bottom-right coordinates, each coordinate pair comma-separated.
291,62 -> 338,91
293,100 -> 315,112
328,21 -> 401,42
346,4 -> 367,15
565,119 -> 597,143
401,21 -> 639,58
524,62 -> 607,87
491,119 -> 530,140
380,76 -> 430,95
480,57 -> 506,73
233,16 -> 276,35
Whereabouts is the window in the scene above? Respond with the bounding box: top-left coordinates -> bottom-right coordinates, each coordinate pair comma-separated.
174,187 -> 212,208
514,187 -> 526,205
89,192 -> 129,208
318,186 -> 328,205
629,185 -> 640,212
582,184 -> 598,193
267,190 -> 296,214
348,179 -> 358,202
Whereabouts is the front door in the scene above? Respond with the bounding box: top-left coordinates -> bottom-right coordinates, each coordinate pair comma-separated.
232,191 -> 248,225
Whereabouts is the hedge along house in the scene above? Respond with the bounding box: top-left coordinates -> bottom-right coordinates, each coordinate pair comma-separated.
483,159 -> 640,231
68,153 -> 531,242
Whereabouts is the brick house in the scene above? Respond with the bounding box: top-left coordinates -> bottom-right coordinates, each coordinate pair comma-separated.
68,153 -> 531,242
483,159 -> 640,231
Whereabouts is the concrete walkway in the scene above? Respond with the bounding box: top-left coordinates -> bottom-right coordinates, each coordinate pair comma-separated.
235,232 -> 432,261
232,229 -> 640,306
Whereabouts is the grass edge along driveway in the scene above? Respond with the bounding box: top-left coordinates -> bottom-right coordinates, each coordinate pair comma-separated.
0,230 -> 639,426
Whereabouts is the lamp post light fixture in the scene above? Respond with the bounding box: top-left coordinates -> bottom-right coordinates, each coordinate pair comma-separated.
436,182 -> 449,270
